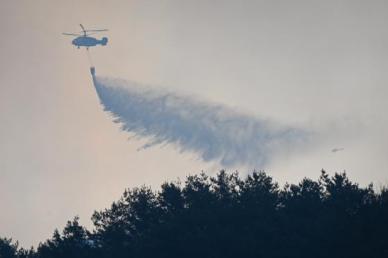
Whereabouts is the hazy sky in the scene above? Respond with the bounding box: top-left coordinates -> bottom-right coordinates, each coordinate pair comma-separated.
1,0 -> 388,247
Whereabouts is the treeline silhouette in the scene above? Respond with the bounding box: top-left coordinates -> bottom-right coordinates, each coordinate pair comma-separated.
1,170 -> 388,258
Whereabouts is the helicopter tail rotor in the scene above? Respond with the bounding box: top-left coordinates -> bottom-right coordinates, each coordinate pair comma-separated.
100,37 -> 108,46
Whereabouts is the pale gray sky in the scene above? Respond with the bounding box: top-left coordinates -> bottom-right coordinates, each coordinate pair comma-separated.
1,0 -> 388,247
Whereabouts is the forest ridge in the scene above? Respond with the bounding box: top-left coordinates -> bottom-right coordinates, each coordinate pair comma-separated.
1,170 -> 388,258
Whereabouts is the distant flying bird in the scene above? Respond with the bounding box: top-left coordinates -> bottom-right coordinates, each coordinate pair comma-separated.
332,148 -> 344,153
63,24 -> 108,49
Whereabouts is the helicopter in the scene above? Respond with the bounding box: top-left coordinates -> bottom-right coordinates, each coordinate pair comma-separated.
332,147 -> 344,153
63,24 -> 108,49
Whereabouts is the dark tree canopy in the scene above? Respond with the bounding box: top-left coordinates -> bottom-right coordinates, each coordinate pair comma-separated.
2,170 -> 388,258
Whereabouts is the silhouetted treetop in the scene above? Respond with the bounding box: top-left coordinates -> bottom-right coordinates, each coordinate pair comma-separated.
2,170 -> 388,258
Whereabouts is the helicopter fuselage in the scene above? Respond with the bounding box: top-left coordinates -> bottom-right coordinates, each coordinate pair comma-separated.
72,36 -> 108,48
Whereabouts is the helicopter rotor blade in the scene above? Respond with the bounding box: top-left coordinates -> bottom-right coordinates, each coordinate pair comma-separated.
80,24 -> 86,33
84,29 -> 109,32
62,33 -> 82,36
79,24 -> 88,36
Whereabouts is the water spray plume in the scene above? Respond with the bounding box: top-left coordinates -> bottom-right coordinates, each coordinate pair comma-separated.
90,68 -> 307,167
